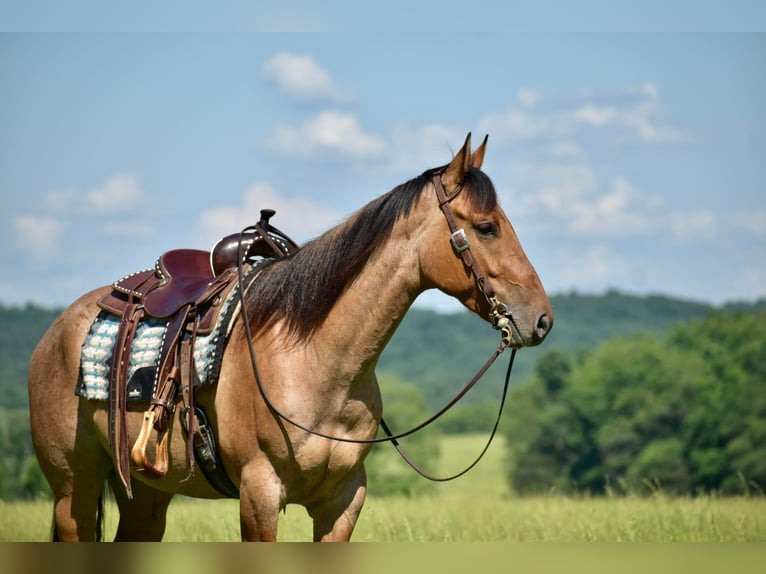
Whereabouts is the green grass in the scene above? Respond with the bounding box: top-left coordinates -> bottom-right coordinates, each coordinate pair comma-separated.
2,435 -> 765,542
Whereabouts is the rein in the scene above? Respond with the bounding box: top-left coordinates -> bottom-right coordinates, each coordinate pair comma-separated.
236,173 -> 518,481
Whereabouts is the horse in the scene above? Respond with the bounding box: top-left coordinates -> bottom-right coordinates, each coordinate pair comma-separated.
28,134 -> 552,541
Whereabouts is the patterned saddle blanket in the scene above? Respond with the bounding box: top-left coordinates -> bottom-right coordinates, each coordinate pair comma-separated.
76,274 -> 244,402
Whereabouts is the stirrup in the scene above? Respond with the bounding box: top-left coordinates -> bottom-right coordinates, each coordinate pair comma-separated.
131,408 -> 170,478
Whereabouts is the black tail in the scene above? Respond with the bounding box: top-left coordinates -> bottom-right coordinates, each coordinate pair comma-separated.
51,508 -> 59,542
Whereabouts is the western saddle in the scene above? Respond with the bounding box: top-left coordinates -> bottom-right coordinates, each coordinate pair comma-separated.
98,210 -> 298,498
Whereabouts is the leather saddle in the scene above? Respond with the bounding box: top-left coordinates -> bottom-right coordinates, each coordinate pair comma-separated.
99,209 -> 298,498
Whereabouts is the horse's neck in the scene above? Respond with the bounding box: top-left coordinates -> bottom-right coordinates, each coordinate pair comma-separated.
312,223 -> 422,381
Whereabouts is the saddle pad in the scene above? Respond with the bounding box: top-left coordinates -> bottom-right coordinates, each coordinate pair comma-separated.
76,275 -> 245,402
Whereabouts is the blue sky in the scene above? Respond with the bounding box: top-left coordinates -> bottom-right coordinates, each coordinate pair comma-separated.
1,13 -> 765,312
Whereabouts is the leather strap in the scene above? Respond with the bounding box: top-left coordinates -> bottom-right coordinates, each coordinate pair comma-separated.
179,313 -> 199,482
108,299 -> 143,498
431,173 -> 495,301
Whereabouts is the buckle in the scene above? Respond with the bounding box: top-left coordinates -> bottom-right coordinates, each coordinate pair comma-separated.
450,229 -> 470,253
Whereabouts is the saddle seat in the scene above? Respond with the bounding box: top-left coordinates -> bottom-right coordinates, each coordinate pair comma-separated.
145,249 -> 222,318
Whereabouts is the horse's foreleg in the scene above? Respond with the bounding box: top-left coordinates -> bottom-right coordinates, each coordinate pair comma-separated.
308,465 -> 367,542
238,461 -> 283,541
108,475 -> 175,541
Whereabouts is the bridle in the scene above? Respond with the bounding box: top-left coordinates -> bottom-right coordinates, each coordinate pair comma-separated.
431,172 -> 518,347
236,171 -> 518,481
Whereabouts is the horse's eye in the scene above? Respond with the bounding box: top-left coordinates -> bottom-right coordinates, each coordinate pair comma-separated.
474,222 -> 498,237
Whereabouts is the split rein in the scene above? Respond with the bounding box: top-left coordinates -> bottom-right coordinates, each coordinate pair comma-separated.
236,173 -> 518,482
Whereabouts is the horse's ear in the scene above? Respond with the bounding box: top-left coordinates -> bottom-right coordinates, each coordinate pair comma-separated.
471,134 -> 489,169
442,133 -> 472,193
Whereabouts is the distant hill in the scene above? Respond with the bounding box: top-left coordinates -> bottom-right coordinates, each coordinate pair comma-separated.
1,292 -> 764,411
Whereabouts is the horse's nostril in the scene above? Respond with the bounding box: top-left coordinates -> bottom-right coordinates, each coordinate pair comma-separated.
535,313 -> 551,341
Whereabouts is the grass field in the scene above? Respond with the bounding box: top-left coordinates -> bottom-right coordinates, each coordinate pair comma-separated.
2,435 -> 765,542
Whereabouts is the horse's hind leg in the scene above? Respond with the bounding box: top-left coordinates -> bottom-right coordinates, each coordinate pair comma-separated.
42,429 -> 114,541
108,476 -> 175,541
32,393 -> 115,541
29,289 -> 116,541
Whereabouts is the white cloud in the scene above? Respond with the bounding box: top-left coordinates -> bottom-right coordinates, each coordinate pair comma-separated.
513,161 -> 599,214
571,104 -> 616,127
511,162 -> 701,240
199,182 -> 342,245
479,83 -> 684,145
569,177 -> 656,235
259,82 -> 691,248
265,82 -> 681,176
12,215 -> 68,263
270,110 -> 385,159
516,163 -> 726,244
621,103 -> 685,143
480,105 -> 560,142
45,174 -> 147,214
268,116 -> 489,177
262,52 -> 347,102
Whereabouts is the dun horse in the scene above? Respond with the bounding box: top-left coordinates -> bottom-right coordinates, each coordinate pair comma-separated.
28,134 -> 552,541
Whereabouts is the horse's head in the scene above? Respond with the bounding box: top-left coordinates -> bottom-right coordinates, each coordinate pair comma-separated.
418,134 -> 553,348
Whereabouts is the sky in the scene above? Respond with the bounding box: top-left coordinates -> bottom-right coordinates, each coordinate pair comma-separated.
1,7 -> 765,313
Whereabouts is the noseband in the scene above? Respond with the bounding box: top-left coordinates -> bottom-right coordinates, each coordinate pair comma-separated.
431,172 -> 515,347
236,175 -> 519,481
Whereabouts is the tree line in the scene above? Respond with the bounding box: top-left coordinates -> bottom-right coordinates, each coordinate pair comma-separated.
502,310 -> 766,496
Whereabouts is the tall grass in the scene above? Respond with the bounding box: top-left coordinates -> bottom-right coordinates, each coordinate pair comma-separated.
2,436 -> 765,542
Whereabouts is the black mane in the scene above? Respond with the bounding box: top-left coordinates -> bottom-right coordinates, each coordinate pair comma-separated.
245,167 -> 497,341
